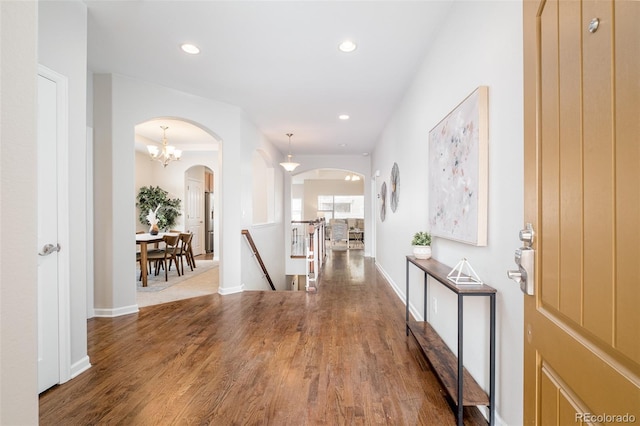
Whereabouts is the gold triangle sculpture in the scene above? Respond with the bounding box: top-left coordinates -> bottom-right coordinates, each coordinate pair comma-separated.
447,258 -> 483,285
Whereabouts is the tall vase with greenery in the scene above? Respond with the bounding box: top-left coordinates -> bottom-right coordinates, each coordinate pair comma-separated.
136,186 -> 182,231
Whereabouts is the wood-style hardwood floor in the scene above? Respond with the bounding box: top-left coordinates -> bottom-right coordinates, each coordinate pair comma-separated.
40,250 -> 487,425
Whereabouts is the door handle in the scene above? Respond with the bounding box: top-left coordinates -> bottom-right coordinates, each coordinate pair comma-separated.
39,243 -> 61,256
507,224 -> 535,295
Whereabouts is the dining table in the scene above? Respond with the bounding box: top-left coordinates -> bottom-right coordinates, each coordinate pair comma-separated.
136,232 -> 179,287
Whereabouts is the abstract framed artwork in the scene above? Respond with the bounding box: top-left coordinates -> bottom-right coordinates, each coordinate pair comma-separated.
428,86 -> 488,246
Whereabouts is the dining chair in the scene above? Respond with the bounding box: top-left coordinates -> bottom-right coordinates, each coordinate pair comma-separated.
184,232 -> 196,270
176,232 -> 194,275
146,234 -> 181,281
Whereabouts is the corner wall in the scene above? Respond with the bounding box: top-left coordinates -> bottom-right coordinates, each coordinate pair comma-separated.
240,117 -> 286,291
372,2 -> 524,424
93,73 -> 285,309
0,2 -> 39,423
38,0 -> 90,375
93,73 -> 244,313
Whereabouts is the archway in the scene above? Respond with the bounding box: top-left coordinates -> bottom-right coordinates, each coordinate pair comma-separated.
289,168 -> 365,250
134,117 -> 219,232
133,118 -> 221,304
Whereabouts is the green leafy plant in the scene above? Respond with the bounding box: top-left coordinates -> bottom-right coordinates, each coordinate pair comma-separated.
136,186 -> 181,231
411,231 -> 432,246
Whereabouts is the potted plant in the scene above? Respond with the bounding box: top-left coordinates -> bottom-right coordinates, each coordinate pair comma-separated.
411,231 -> 432,260
136,186 -> 182,231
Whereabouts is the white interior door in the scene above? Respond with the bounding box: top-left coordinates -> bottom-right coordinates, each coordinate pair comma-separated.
37,73 -> 60,393
186,178 -> 204,255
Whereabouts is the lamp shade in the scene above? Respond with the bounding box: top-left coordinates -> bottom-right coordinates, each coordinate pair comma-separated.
280,133 -> 300,172
280,156 -> 300,172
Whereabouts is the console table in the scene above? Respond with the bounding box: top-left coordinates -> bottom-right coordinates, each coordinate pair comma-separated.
405,256 -> 496,426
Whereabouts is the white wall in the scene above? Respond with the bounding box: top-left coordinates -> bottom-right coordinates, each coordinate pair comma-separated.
372,2 -> 524,425
302,179 -> 365,221
240,116 -> 286,291
0,2 -> 39,423
134,150 -> 155,211
252,151 -> 269,224
38,0 -> 91,381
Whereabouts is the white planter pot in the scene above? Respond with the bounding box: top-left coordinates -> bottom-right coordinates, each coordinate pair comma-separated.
413,245 -> 432,260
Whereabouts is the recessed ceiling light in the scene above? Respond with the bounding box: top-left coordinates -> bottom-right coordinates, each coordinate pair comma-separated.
339,143 -> 347,147
362,153 -> 369,157
338,40 -> 357,53
181,43 -> 200,55
339,114 -> 350,120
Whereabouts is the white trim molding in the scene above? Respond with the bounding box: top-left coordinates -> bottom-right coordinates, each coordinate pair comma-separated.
38,64 -> 72,385
70,356 -> 92,379
218,283 -> 244,295
93,305 -> 139,318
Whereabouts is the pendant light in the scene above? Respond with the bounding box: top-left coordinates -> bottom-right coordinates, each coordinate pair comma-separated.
279,133 -> 300,172
147,126 -> 182,167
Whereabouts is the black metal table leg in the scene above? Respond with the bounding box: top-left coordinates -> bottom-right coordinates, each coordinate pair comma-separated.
405,258 -> 410,335
457,295 -> 464,426
490,293 -> 496,425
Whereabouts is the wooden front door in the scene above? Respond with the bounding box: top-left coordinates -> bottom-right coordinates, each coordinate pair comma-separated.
523,0 -> 639,423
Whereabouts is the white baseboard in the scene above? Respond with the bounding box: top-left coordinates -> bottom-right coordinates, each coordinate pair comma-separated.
375,261 -> 425,322
70,355 -> 92,379
375,262 -> 402,298
218,283 -> 244,295
93,304 -> 139,317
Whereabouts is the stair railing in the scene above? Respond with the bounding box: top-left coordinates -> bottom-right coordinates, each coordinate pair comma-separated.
305,219 -> 326,292
241,229 -> 276,290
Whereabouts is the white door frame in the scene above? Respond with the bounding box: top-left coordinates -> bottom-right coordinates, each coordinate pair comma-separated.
185,176 -> 205,256
38,64 -> 71,388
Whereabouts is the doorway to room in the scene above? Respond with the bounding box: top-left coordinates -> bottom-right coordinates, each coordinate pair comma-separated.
134,118 -> 220,306
290,169 -> 366,252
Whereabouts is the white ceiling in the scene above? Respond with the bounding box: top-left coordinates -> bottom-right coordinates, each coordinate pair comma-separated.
86,1 -> 453,156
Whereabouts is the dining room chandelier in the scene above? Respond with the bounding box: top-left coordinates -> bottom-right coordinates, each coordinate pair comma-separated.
147,125 -> 182,167
279,133 -> 300,172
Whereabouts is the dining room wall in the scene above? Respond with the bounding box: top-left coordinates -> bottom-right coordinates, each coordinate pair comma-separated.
134,150 -> 218,231
135,149 -> 220,257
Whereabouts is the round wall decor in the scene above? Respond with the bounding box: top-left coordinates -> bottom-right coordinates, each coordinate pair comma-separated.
390,162 -> 400,212
380,181 -> 387,222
